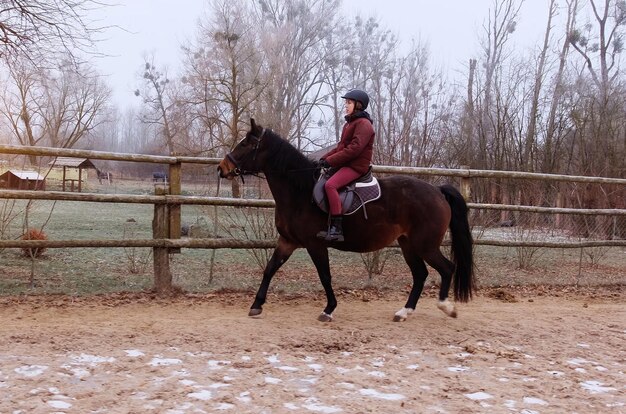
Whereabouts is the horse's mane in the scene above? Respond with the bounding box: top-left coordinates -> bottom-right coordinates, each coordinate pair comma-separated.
263,129 -> 318,192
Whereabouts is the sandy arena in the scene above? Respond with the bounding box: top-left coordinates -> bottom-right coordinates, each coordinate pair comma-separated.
0,289 -> 623,413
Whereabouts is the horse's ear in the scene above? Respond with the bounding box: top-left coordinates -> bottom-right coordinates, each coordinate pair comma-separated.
250,118 -> 257,130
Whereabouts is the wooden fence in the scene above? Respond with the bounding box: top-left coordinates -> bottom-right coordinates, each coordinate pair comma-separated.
1,144 -> 625,292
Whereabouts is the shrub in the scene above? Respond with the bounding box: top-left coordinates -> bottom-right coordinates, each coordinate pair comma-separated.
21,228 -> 47,258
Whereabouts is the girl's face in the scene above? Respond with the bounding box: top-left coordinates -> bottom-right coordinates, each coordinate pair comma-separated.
344,99 -> 355,115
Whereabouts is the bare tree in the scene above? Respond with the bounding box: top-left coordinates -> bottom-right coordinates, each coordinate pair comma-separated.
253,0 -> 341,148
475,0 -> 523,170
568,0 -> 626,177
182,0 -> 264,197
1,58 -> 110,162
522,0 -> 559,171
135,58 -> 182,155
542,0 -> 579,174
0,0 -> 105,68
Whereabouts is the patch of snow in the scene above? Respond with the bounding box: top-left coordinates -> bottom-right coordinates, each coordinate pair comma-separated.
580,380 -> 616,394
298,377 -> 319,385
359,388 -> 405,401
148,358 -> 182,366
214,402 -> 234,410
367,371 -> 386,378
237,391 -> 251,403
188,390 -> 212,401
265,377 -> 282,384
124,349 -> 145,357
371,357 -> 385,367
70,354 -> 115,366
209,382 -> 231,389
47,400 -> 72,409
447,366 -> 470,372
523,397 -> 548,405
278,366 -> 299,372
406,364 -> 420,370
504,400 -> 516,408
302,397 -> 343,413
15,365 -> 47,377
465,392 -> 493,401
308,364 -> 323,371
207,360 -> 231,369
567,358 -> 592,365
266,355 -> 280,364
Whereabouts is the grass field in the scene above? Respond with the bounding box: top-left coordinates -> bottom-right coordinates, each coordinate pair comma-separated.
1,178 -> 624,296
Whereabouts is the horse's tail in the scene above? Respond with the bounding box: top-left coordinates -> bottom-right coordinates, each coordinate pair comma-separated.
439,184 -> 475,302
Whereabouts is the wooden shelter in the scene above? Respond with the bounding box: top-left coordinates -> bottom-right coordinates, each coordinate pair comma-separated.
0,170 -> 46,190
47,157 -> 97,192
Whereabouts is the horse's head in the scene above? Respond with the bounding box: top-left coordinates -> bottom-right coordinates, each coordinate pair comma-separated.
218,118 -> 268,179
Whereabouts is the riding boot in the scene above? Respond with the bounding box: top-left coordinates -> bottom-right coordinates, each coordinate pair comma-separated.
324,216 -> 344,242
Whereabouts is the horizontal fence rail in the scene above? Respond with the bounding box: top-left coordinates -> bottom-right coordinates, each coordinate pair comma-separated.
373,165 -> 626,185
1,238 -> 624,250
1,144 -> 624,292
2,190 -> 624,215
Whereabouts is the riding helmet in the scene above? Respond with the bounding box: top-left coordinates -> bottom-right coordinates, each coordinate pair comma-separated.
341,89 -> 370,110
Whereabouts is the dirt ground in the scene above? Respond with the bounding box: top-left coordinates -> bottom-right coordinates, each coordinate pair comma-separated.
0,288 -> 623,414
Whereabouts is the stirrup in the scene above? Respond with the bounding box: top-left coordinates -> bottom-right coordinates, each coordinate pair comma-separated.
316,229 -> 329,239
324,228 -> 344,242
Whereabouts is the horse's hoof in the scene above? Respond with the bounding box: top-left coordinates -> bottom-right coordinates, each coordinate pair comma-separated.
393,307 -> 413,322
248,308 -> 263,317
317,312 -> 333,322
437,300 -> 457,318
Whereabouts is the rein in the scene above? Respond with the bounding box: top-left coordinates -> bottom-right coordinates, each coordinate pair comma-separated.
226,128 -> 319,181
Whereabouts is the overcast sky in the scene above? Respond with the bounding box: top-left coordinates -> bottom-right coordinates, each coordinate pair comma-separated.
92,0 -> 556,109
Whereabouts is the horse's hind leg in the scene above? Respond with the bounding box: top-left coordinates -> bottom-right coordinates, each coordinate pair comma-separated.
423,250 -> 457,318
393,238 -> 429,322
249,236 -> 297,317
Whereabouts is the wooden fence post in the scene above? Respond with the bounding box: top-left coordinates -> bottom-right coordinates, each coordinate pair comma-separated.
153,186 -> 172,293
460,165 -> 471,201
168,162 -> 182,254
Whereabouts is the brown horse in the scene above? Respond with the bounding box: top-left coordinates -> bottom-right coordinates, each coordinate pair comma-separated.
218,119 -> 475,322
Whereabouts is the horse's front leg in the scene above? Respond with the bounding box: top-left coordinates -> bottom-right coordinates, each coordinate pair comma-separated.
306,246 -> 336,322
249,236 -> 297,317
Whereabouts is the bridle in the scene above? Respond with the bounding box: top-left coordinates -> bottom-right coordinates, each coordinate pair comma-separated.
225,128 -> 266,180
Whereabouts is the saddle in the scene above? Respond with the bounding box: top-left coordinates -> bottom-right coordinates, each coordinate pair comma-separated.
313,167 -> 381,218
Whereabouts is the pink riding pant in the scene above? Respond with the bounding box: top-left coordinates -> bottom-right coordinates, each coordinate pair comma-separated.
324,166 -> 361,215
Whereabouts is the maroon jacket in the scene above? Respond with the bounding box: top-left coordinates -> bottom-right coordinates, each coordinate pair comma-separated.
323,114 -> 375,175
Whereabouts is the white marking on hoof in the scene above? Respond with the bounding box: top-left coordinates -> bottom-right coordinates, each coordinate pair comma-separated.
318,312 -> 333,322
393,307 -> 414,322
437,299 -> 457,318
